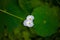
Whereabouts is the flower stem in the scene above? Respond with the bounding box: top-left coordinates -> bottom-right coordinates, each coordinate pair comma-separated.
0,9 -> 24,20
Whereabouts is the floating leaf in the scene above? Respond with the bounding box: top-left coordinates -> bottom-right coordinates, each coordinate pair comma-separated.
32,4 -> 59,37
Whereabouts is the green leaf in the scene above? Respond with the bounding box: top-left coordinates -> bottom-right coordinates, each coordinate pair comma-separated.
0,0 -> 29,32
30,0 -> 41,8
0,12 -> 5,33
32,4 -> 59,37
18,0 -> 32,13
0,0 -> 9,9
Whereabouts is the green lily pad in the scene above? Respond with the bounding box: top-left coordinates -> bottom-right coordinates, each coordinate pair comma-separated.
32,4 -> 59,37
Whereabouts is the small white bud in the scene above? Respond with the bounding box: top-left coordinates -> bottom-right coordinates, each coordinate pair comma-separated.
26,15 -> 34,21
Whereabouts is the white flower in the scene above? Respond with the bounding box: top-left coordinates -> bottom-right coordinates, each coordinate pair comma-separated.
23,15 -> 34,27
26,15 -> 34,21
23,20 -> 34,27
